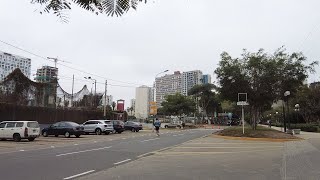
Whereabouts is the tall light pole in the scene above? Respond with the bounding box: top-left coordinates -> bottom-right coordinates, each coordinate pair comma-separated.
284,91 -> 290,131
104,80 -> 108,119
294,104 -> 300,123
84,77 -> 97,107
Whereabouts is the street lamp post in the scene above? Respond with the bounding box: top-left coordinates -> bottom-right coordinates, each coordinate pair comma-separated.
294,104 -> 300,123
84,77 -> 97,107
284,91 -> 290,131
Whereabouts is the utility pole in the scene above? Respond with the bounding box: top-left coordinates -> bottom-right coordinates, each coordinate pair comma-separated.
104,80 -> 108,119
71,75 -> 74,107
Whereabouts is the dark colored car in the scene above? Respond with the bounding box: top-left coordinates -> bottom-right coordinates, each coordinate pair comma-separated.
42,121 -> 84,138
124,121 -> 143,132
110,120 -> 125,134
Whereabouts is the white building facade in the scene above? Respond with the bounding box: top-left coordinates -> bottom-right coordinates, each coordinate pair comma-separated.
135,86 -> 152,119
181,70 -> 203,96
0,51 -> 31,81
155,71 -> 182,107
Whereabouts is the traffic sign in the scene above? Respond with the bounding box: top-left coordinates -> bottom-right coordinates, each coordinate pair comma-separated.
237,101 -> 249,106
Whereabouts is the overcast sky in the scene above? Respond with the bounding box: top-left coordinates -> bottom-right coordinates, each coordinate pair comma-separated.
1,0 -> 320,107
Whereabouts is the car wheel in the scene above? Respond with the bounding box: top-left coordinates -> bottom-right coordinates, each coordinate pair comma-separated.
64,131 -> 70,138
0,138 -> 6,141
75,134 -> 80,138
165,125 -> 168,128
55,134 -> 59,137
85,132 -> 89,135
105,132 -> 110,135
131,128 -> 135,132
43,131 -> 48,137
95,128 -> 102,135
117,131 -> 122,134
28,137 -> 35,141
13,134 -> 21,142
136,130 -> 139,132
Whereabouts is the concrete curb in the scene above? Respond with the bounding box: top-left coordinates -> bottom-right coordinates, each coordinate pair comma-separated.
212,134 -> 303,142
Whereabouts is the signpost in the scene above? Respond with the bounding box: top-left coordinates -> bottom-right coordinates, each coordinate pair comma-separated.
150,101 -> 157,115
237,93 -> 249,134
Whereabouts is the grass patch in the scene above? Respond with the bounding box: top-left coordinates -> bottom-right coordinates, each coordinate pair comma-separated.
217,126 -> 299,139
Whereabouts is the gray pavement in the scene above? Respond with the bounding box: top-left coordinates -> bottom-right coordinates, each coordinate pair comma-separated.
79,131 -> 320,180
0,129 -> 214,180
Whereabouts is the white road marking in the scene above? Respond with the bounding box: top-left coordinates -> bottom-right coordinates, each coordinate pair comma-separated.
19,150 -> 25,152
140,138 -> 160,142
173,135 -> 177,136
122,138 -> 126,140
114,159 -> 131,165
63,170 -> 95,180
93,141 -> 97,143
74,144 -> 78,146
56,146 -> 112,157
51,146 -> 55,148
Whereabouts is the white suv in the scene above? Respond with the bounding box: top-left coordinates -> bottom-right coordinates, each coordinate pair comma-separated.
82,120 -> 114,135
0,121 -> 40,142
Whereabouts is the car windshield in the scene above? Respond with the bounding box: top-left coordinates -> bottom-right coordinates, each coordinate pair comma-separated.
27,122 -> 39,128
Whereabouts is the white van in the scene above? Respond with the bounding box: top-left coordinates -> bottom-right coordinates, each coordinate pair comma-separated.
0,121 -> 40,142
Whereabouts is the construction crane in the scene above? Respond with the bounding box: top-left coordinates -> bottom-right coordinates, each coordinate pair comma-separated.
47,57 -> 71,68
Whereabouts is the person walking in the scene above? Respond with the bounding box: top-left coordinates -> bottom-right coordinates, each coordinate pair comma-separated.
154,118 -> 161,136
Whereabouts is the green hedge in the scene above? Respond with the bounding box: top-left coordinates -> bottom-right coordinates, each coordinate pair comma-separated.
290,124 -> 319,132
271,122 -> 319,132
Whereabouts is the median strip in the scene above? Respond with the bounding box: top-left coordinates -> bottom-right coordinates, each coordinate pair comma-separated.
63,170 -> 95,180
56,146 -> 112,157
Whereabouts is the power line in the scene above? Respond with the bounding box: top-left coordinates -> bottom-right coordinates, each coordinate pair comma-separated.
0,40 -> 146,86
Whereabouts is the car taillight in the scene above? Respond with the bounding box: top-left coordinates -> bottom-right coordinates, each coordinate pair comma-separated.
24,127 -> 28,137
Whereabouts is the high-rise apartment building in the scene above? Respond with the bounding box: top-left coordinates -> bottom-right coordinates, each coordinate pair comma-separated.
155,71 -> 182,107
181,70 -> 203,96
35,66 -> 58,83
0,51 -> 31,81
202,74 -> 212,84
135,86 -> 152,119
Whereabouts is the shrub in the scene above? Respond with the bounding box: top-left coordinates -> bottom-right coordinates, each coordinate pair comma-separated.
290,124 -> 319,132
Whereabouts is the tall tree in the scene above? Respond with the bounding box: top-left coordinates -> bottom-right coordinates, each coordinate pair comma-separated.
31,0 -> 147,21
215,47 -> 317,129
161,93 -> 196,118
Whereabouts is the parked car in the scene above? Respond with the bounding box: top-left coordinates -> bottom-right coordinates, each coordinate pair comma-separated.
124,121 -> 143,132
82,120 -> 114,135
42,121 -> 84,138
0,121 -> 40,142
110,120 -> 125,133
164,123 -> 181,129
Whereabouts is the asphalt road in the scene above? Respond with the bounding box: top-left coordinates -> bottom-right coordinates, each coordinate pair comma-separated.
0,129 -> 214,180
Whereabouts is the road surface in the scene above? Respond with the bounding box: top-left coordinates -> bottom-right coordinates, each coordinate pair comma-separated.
0,129 -> 214,180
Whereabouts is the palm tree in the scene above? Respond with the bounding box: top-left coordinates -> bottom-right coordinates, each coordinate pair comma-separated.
31,0 -> 146,20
